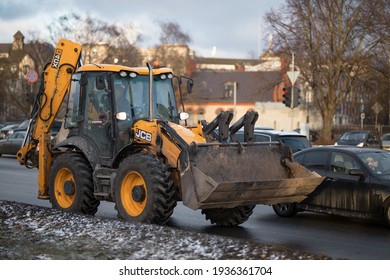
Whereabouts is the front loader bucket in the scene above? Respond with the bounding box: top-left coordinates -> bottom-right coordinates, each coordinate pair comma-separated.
180,143 -> 324,210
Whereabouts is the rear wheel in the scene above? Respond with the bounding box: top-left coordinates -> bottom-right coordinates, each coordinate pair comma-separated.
202,205 -> 255,226
49,152 -> 100,215
272,203 -> 297,217
114,153 -> 176,225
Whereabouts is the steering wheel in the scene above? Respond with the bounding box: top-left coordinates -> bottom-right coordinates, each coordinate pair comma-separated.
98,110 -> 109,125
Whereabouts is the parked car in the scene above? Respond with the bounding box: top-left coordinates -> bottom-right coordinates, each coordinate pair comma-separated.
272,146 -> 390,226
255,129 -> 311,153
0,123 -> 19,139
51,120 -> 63,137
381,133 -> 390,151
335,130 -> 382,149
8,119 -> 30,135
294,128 -> 320,143
0,131 -> 26,157
230,129 -> 311,153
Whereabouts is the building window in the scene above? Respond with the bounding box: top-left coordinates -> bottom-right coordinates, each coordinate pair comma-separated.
223,82 -> 235,99
197,109 -> 205,121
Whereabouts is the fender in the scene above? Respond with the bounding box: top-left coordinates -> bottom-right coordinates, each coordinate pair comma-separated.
54,136 -> 100,168
112,142 -> 150,167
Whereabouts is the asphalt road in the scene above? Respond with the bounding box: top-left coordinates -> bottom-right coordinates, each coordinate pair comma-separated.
1,155 -> 390,259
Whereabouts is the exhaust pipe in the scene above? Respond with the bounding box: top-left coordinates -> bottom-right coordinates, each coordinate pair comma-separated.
146,62 -> 153,122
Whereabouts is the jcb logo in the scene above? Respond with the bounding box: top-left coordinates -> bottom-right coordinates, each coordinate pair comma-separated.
52,49 -> 63,69
135,129 -> 152,142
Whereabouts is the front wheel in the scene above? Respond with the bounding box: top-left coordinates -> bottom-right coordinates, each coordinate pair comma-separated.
48,152 -> 100,215
114,153 -> 177,225
202,205 -> 255,226
272,203 -> 297,217
383,199 -> 390,227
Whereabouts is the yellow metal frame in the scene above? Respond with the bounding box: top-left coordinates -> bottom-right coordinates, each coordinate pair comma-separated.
17,39 -> 82,198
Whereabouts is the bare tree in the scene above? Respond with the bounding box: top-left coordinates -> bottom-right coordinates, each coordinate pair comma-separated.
265,0 -> 383,143
364,0 -> 390,128
158,21 -> 191,45
47,13 -> 143,65
102,23 -> 143,66
0,33 -> 54,121
25,32 -> 55,97
154,20 -> 192,76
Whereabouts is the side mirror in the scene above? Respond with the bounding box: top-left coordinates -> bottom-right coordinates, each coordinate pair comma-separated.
348,168 -> 364,176
179,112 -> 189,121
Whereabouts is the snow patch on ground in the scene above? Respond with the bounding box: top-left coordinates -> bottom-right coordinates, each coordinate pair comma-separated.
0,200 -> 331,260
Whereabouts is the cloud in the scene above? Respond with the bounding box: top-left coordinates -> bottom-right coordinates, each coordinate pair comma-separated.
0,0 -> 284,58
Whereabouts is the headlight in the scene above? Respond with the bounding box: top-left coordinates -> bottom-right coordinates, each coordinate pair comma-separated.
119,71 -> 127,77
179,112 -> 189,120
357,142 -> 364,147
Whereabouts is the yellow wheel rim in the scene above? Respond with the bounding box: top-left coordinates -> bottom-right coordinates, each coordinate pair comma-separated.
121,171 -> 147,217
54,168 -> 75,209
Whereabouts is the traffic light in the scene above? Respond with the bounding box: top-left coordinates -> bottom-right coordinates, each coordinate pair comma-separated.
292,86 -> 301,108
283,86 -> 301,108
282,87 -> 291,108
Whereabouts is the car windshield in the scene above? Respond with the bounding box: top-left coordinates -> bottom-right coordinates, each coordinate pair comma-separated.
17,120 -> 29,129
382,134 -> 390,141
340,131 -> 367,142
280,137 -> 311,153
357,151 -> 390,175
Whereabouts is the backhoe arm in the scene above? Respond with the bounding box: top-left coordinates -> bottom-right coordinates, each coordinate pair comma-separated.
17,39 -> 82,198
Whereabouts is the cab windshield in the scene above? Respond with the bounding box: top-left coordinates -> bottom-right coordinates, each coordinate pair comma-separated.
113,73 -> 178,123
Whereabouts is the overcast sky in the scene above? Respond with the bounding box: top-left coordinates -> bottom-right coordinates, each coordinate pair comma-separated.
0,0 -> 285,59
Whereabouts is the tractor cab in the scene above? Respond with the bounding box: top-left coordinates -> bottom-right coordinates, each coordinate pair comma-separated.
63,65 -> 181,158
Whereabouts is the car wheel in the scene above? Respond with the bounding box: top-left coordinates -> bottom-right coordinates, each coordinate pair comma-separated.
272,203 -> 297,217
202,205 -> 256,226
383,199 -> 390,227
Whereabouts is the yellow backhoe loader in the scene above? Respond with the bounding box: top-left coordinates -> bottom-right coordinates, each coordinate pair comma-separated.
17,39 -> 323,226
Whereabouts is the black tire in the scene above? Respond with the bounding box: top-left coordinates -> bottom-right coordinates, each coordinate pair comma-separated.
272,203 -> 297,217
201,205 -> 255,227
48,152 -> 100,215
383,199 -> 390,227
114,153 -> 177,225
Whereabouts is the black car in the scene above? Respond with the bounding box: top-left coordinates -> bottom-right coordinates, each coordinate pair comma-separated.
272,146 -> 390,226
335,130 -> 382,149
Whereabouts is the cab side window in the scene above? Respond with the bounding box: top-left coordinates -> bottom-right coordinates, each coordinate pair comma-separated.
65,73 -> 81,128
83,74 -> 113,157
